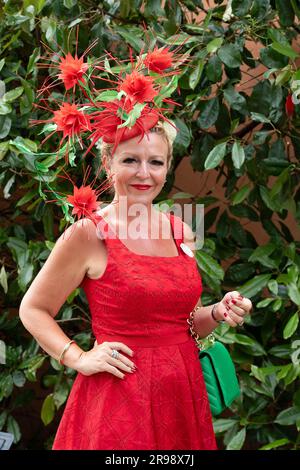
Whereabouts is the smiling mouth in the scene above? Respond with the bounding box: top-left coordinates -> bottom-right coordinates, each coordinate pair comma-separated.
130,185 -> 152,190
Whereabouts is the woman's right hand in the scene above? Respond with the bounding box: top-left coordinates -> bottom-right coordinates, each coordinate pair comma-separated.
74,340 -> 137,379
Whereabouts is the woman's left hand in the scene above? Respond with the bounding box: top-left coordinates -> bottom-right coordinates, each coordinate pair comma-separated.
216,291 -> 252,327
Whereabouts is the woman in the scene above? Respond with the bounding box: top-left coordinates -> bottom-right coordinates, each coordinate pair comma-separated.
19,121 -> 252,450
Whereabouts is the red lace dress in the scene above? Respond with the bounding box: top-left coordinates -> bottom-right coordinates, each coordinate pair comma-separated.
52,212 -> 217,450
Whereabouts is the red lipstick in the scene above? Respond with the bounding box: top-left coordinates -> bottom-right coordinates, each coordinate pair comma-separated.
130,185 -> 152,190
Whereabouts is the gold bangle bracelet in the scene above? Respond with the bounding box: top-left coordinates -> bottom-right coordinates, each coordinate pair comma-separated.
59,340 -> 75,365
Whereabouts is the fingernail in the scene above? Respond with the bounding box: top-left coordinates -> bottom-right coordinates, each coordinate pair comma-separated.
226,306 -> 230,311
224,312 -> 228,317
232,299 -> 237,304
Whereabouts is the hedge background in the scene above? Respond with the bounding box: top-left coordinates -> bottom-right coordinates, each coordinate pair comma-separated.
0,0 -> 300,450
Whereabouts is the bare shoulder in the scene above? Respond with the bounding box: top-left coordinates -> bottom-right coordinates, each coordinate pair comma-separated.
19,218 -> 101,318
57,218 -> 98,247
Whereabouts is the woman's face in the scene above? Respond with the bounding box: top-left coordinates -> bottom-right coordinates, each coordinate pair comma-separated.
106,132 -> 169,206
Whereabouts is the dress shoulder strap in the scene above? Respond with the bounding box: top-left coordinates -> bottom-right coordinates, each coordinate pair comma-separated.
167,212 -> 184,248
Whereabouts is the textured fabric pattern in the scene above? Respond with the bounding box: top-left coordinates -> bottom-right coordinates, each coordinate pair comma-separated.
52,212 -> 217,450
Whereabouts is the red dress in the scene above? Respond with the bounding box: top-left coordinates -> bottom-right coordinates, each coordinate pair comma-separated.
52,212 -> 217,450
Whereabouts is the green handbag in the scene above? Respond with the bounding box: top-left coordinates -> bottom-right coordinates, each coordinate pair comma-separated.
199,340 -> 240,416
187,311 -> 240,417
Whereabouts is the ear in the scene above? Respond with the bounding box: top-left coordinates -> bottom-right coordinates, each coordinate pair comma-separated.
102,153 -> 111,176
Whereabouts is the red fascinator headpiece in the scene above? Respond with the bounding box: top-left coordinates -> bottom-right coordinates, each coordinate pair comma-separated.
31,35 -> 187,228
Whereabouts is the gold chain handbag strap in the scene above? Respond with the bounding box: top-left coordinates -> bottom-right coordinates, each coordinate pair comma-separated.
187,306 -> 215,351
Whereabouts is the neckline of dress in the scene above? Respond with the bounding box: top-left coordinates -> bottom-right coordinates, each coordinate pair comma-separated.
95,210 -> 182,259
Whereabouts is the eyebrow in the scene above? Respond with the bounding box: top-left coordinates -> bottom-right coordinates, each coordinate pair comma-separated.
121,152 -> 166,159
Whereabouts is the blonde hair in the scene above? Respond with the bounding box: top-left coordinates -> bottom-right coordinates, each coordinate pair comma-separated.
100,122 -> 175,194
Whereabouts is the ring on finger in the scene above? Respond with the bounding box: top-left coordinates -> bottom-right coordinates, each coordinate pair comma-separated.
111,349 -> 119,359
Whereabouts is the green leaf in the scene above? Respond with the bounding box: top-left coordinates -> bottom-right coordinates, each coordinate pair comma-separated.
163,33 -> 197,45
288,283 -> 300,306
0,266 -> 8,294
204,142 -> 227,170
237,274 -> 272,298
16,189 -> 37,207
218,44 -> 242,68
234,334 -> 266,355
18,263 -> 34,291
206,55 -> 223,83
283,312 -> 299,339
115,27 -> 145,52
256,298 -> 274,308
207,38 -> 223,54
63,0 -> 77,8
260,47 -> 289,68
226,428 -> 246,450
7,415 -> 21,444
118,103 -> 146,128
270,167 -> 291,198
198,97 -> 219,129
173,118 -> 191,151
275,68 -> 292,86
275,407 -> 300,425
195,251 -> 224,281
232,141 -> 245,169
3,174 -> 15,199
189,59 -> 204,90
0,411 -> 7,431
232,0 -> 252,17
24,0 -> 46,14
223,86 -> 247,114
276,0 -> 295,27
259,438 -> 290,450
291,0 -> 300,17
41,394 -> 55,425
271,41 -> 299,60
250,112 -> 271,124
231,185 -> 251,206
0,375 -> 13,397
27,47 -> 40,74
3,87 -> 24,103
259,186 -> 282,212
95,90 -> 119,102
249,243 -> 276,262
0,116 -> 11,139
268,280 -> 278,295
213,418 -> 237,434
0,100 -> 12,115
12,370 -> 26,387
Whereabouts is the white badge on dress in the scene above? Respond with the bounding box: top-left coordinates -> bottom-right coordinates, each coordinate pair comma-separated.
179,242 -> 194,258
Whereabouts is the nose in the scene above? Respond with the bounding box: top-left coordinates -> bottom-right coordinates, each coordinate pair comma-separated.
136,161 -> 150,179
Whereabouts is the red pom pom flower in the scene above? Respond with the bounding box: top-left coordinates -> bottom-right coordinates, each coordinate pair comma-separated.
52,102 -> 91,139
119,71 -> 158,104
144,46 -> 174,73
58,52 -> 89,91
